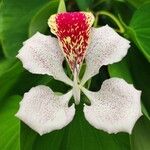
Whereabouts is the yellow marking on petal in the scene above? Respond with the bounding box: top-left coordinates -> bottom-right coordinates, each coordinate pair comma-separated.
83,12 -> 95,27
48,14 -> 57,35
64,36 -> 71,43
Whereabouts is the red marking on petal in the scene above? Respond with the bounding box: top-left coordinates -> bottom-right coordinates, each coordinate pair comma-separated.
48,12 -> 94,72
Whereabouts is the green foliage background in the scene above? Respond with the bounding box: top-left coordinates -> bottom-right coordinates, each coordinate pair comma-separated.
0,0 -> 150,149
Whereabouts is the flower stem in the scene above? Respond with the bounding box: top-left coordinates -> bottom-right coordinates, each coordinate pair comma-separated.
94,11 -> 125,33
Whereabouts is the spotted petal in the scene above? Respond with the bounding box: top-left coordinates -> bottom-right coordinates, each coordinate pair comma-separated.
81,78 -> 142,134
16,85 -> 75,135
48,12 -> 94,72
17,32 -> 73,86
81,25 -> 130,85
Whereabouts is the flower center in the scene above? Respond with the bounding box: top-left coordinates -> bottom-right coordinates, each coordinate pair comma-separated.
48,12 -> 94,72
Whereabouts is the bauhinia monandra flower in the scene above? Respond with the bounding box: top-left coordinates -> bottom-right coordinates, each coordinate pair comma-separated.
16,12 -> 142,135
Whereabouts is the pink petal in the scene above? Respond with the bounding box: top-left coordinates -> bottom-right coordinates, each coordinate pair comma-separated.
48,12 -> 94,72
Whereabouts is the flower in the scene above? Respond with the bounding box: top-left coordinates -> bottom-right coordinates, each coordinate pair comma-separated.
16,12 -> 142,136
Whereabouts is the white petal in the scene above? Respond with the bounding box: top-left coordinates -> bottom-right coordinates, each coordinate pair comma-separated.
81,25 -> 130,85
17,32 -> 73,86
81,78 -> 142,134
16,85 -> 75,135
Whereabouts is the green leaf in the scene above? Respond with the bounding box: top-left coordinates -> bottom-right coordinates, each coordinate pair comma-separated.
20,123 -> 37,150
130,116 -> 150,150
0,95 -> 21,150
127,3 -> 150,61
0,42 -> 3,58
61,103 -> 130,150
20,123 -> 65,150
11,69 -> 70,98
129,48 -> 150,117
142,104 -> 150,120
57,0 -> 66,13
112,0 -> 134,25
0,59 -> 61,100
108,56 -> 133,84
0,61 -> 23,101
75,0 -> 92,10
0,59 -> 16,75
0,1 -> 4,58
11,71 -> 51,96
0,0 -> 3,39
29,0 -> 59,36
126,0 -> 150,8
1,0 -> 50,58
